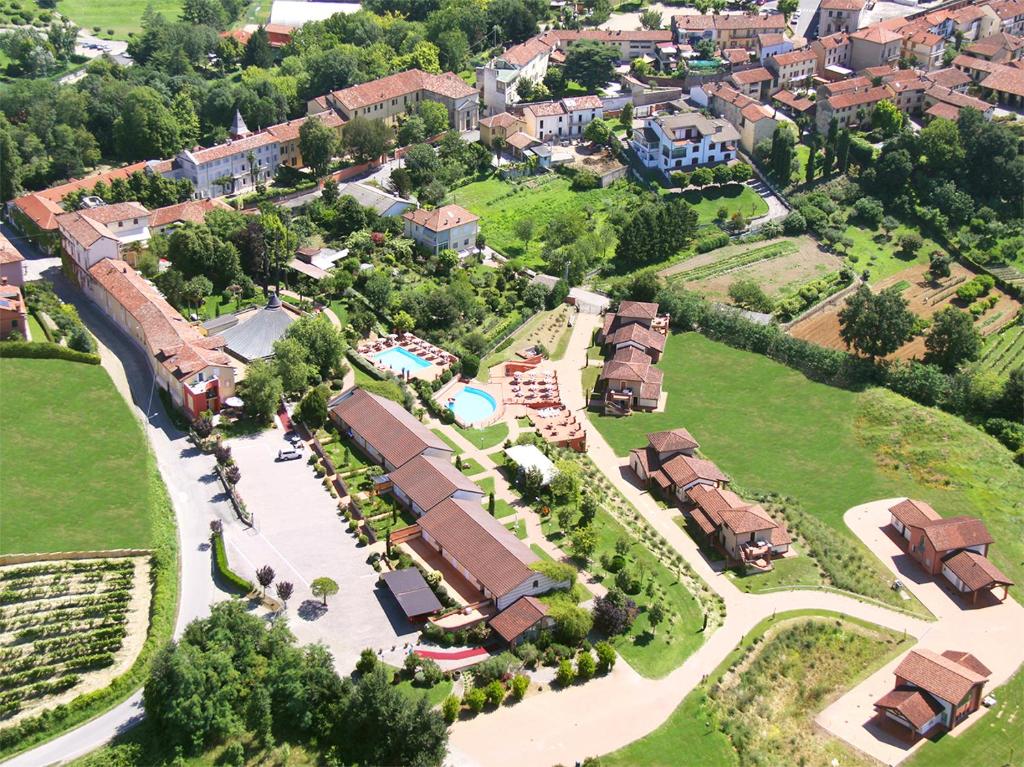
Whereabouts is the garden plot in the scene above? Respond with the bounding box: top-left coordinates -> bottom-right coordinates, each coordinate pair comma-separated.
675,238 -> 843,303
662,239 -> 800,286
789,262 -> 1021,360
976,322 -> 1024,377
0,556 -> 150,726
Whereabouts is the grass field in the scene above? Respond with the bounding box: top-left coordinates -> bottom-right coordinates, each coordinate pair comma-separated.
677,183 -> 768,224
603,611 -> 910,767
55,0 -> 184,37
843,223 -> 947,283
588,333 -> 1024,601
454,421 -> 508,451
0,358 -> 152,554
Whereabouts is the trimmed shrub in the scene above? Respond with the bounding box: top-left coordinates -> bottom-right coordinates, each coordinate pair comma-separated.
211,533 -> 253,595
0,341 -> 99,365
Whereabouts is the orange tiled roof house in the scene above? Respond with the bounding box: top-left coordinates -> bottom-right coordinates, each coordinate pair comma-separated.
595,301 -> 670,414
887,499 -> 1013,603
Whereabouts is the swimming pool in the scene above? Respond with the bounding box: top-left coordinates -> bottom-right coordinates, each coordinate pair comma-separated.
448,387 -> 498,425
374,346 -> 431,375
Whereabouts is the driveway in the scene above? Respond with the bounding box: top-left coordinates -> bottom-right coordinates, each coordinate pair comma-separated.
223,428 -> 419,672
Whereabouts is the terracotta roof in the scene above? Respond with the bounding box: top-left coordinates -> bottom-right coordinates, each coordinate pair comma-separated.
895,649 -> 989,704
921,516 -> 993,552
828,85 -> 894,110
608,322 -> 666,352
330,388 -> 452,469
817,31 -> 850,49
500,36 -> 553,67
0,233 -> 24,264
989,0 -> 1024,22
57,212 -> 112,248
925,102 -> 964,120
617,300 -> 659,320
875,687 -> 944,729
525,101 -> 567,118
719,506 -> 777,535
926,84 -> 991,110
731,66 -> 774,84
758,33 -> 787,47
265,111 -> 345,143
187,131 -> 276,165
614,346 -> 651,364
539,28 -> 673,43
889,498 -> 941,529
600,354 -> 661,385
489,596 -> 548,643
387,454 -> 481,513
150,199 -> 233,229
981,64 -> 1024,96
823,75 -> 874,95
741,103 -> 775,122
661,454 -> 729,489
713,14 -> 785,30
941,650 -> 992,678
480,112 -> 520,128
505,131 -> 539,150
773,89 -> 815,110
925,67 -> 972,89
11,194 -> 64,232
850,25 -> 904,44
772,49 -> 817,66
87,259 -> 231,378
942,550 -> 1014,591
906,30 -> 944,48
647,428 -> 699,454
331,69 -> 475,112
561,95 -> 604,111
820,0 -> 864,10
724,48 -> 751,65
417,497 -> 538,598
80,201 -> 148,224
685,484 -> 744,522
954,54 -> 1002,74
674,14 -> 715,31
402,204 -> 478,232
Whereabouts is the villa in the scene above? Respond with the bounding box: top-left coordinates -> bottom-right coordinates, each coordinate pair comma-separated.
630,112 -> 740,176
489,596 -> 554,647
887,499 -> 1013,603
874,649 -> 991,739
402,205 -> 479,255
629,428 -> 730,502
596,301 -> 671,414
57,202 -> 152,282
0,279 -> 28,340
686,485 -> 791,571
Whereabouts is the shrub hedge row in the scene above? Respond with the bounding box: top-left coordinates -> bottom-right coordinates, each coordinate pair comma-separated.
211,533 -> 253,595
0,341 -> 100,365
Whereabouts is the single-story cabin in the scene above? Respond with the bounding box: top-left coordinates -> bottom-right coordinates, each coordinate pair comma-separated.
385,453 -> 485,516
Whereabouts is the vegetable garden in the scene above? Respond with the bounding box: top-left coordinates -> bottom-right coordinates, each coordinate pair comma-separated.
667,240 -> 799,284
977,322 -> 1024,377
0,557 -> 148,725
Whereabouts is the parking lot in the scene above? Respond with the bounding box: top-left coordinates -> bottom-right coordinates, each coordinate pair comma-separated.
220,425 -> 418,672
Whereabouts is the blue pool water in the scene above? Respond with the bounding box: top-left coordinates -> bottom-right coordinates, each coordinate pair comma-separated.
374,346 -> 432,374
448,387 -> 498,425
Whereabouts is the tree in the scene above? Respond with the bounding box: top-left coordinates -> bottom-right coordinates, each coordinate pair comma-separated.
398,115 -> 427,147
563,39 -> 618,91
224,464 -> 241,485
730,162 -> 752,183
576,651 -> 596,679
296,385 -> 329,429
838,285 -> 915,359
897,232 -> 923,260
712,163 -> 733,186
244,25 -> 274,68
483,680 -> 505,707
619,102 -> 634,130
615,198 -> 698,268
592,589 -> 636,636
639,8 -> 662,29
805,136 -> 817,185
436,28 -> 470,72
513,218 -> 534,246
238,359 -> 283,424
416,100 -> 450,136
273,337 -> 315,394
570,525 -> 597,562
690,167 -> 713,188
47,19 -> 78,61
836,128 -> 851,173
872,100 -> 902,137
929,251 -> 952,281
769,123 -> 796,183
778,0 -> 798,18
583,118 -> 610,145
728,279 -> 772,313
311,576 -> 339,605
463,687 -> 486,713
300,118 -> 338,178
182,275 -> 213,314
556,659 -> 576,686
114,86 -> 183,161
925,307 -> 982,373
275,581 -> 294,608
255,565 -> 275,597
286,314 -> 346,380
880,215 -> 899,240
442,694 -> 460,724
647,602 -> 666,636
343,116 -> 392,163
510,674 -> 529,701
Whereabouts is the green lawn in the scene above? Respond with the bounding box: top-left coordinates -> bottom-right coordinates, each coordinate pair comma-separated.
454,421 -> 509,451
589,333 -> 1024,601
492,497 -> 516,518
475,475 -> 495,496
726,554 -> 824,593
842,223 -> 947,283
459,456 -> 486,476
57,0 -> 184,38
388,667 -> 454,708
429,428 -> 464,456
677,184 -> 768,225
26,313 -> 48,343
530,543 -> 553,560
504,519 -> 527,539
904,667 -> 1023,767
0,358 -> 152,553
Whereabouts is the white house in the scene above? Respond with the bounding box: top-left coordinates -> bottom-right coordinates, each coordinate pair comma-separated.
630,112 -> 739,175
402,205 -> 479,255
57,201 -> 151,280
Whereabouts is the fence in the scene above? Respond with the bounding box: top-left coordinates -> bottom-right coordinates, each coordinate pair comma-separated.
780,278 -> 863,331
0,549 -> 152,566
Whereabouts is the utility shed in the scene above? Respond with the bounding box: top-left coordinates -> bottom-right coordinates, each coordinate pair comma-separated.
379,568 -> 442,621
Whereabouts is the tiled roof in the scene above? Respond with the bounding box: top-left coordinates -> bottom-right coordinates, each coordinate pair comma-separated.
820,0 -> 864,10
758,33 -> 787,47
187,131 -> 276,165
608,322 -> 666,351
647,428 -> 699,454
674,14 -> 715,31
921,516 -> 993,552
817,31 -> 850,49
57,212 -> 112,249
895,649 -> 989,704
713,14 -> 785,30
539,28 -> 673,43
150,199 -> 233,228
265,111 -> 345,143
617,300 -> 659,320
600,354 -> 662,385
505,131 -> 539,150
875,687 -> 944,729
925,67 -> 972,89
925,102 -> 964,120
0,233 -> 24,264
828,85 -> 894,110
773,89 -> 815,111
731,66 -> 774,84
926,84 -> 992,110
823,75 -> 873,94
942,550 -> 1013,591
888,498 -> 941,529
981,64 -> 1024,96
941,650 -> 992,678
387,454 -> 481,513
331,69 -> 475,112
850,25 -> 904,44
772,49 -> 817,66
525,101 -> 567,118
724,48 -> 751,65
87,259 -> 230,378
500,37 -> 552,67
685,484 -> 744,522
719,506 -> 778,535
489,596 -> 548,643
417,497 -> 538,598
79,201 -> 148,224
402,204 -> 478,232
954,54 -> 1002,73
480,112 -> 520,128
661,454 -> 729,489
330,388 -> 452,469
561,95 -> 604,111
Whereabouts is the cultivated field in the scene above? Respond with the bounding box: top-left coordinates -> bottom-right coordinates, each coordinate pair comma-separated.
789,262 -> 1021,360
0,358 -> 153,554
0,556 -> 150,725
976,321 -> 1024,377
664,237 -> 843,302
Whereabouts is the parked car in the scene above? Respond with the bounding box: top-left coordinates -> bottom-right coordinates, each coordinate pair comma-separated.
276,448 -> 302,461
286,432 -> 303,447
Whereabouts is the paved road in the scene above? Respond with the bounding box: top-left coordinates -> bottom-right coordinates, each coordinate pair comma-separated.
1,264 -> 233,767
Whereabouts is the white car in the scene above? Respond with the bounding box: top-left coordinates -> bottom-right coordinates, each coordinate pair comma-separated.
276,448 -> 302,462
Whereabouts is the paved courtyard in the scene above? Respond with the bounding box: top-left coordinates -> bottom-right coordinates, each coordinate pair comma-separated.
221,425 -> 419,672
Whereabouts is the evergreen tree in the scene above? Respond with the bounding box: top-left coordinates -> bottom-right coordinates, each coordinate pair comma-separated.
836,128 -> 851,173
244,25 -> 274,68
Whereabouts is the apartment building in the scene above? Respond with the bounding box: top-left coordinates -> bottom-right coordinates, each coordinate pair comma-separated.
630,111 -> 739,176
811,31 -> 853,74
696,82 -> 777,153
728,66 -> 775,100
766,48 -> 818,87
849,25 -> 904,71
57,202 -> 151,279
521,95 -> 604,142
673,13 -> 786,50
815,84 -> 895,131
818,0 -> 863,35
402,205 -> 479,255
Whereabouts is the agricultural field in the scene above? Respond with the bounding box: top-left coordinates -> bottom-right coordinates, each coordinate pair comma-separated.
0,358 -> 153,555
975,321 -> 1024,377
0,557 -> 150,726
662,237 -> 843,303
789,262 -> 1021,361
588,333 -> 1024,603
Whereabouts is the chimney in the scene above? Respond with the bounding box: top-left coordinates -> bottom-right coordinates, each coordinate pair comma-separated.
1,276 -> 7,286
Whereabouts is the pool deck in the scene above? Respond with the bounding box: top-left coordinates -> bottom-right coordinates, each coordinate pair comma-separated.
436,379 -> 504,429
356,333 -> 456,383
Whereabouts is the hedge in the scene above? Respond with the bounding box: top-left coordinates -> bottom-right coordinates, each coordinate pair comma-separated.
695,231 -> 730,253
211,532 -> 253,595
0,341 -> 100,365
345,349 -> 388,381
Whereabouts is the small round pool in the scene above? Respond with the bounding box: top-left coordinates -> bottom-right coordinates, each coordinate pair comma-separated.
448,387 -> 497,425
